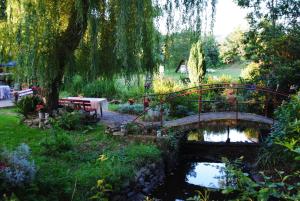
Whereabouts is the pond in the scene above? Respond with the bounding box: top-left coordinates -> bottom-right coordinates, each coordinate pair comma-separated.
151,121 -> 270,200
187,120 -> 270,143
152,159 -> 234,201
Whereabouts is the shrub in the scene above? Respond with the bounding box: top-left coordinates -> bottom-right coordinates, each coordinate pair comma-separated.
153,76 -> 183,94
83,79 -> 117,99
0,144 -> 36,191
16,95 -> 43,117
241,62 -> 260,80
40,133 -> 73,155
171,105 -> 193,117
117,103 -> 144,115
54,111 -> 83,130
187,40 -> 206,86
125,123 -> 143,135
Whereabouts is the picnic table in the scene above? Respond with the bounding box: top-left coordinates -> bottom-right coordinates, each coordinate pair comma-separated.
0,85 -> 10,100
67,97 -> 108,116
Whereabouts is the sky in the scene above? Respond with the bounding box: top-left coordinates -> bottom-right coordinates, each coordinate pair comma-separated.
214,0 -> 248,40
157,0 -> 248,41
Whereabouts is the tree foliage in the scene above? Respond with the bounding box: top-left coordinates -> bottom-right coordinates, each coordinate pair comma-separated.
202,35 -> 220,68
220,28 -> 246,64
0,0 -> 217,111
235,0 -> 300,91
187,41 -> 206,85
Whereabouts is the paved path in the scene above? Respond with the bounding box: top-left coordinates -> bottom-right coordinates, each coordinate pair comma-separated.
0,99 -> 14,108
101,111 -> 137,127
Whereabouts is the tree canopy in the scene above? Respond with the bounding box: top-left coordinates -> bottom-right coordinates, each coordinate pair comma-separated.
236,0 -> 300,90
0,0 -> 217,111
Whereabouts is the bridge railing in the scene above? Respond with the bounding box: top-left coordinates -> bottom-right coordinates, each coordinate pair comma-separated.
132,83 -> 290,128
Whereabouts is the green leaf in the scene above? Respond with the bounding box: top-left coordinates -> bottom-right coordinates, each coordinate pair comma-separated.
258,188 -> 270,201
222,188 -> 234,194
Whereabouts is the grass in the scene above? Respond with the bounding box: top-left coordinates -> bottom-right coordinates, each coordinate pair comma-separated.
207,62 -> 247,80
0,108 -> 161,201
164,62 -> 247,81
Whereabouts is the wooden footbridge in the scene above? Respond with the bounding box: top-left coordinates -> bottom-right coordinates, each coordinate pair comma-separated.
132,83 -> 289,129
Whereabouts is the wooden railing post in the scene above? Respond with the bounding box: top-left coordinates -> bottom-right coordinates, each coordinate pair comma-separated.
264,92 -> 269,117
236,86 -> 239,121
198,85 -> 202,127
160,96 -> 163,127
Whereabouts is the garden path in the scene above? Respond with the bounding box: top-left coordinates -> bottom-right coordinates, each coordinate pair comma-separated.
101,111 -> 137,127
0,99 -> 14,108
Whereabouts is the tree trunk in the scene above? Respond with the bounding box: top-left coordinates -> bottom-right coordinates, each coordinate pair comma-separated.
46,1 -> 89,113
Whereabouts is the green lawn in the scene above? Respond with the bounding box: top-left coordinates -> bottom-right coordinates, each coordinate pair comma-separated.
164,62 -> 247,81
207,62 -> 247,80
0,108 -> 161,201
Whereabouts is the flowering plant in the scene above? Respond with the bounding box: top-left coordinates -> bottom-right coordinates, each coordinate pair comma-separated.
0,144 -> 36,189
36,104 -> 45,112
128,99 -> 135,105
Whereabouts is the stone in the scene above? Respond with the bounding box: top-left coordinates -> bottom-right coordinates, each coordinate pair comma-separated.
112,131 -> 125,136
127,191 -> 135,198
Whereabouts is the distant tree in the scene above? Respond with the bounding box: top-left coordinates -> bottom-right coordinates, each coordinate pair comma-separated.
163,30 -> 196,70
236,0 -> 300,91
220,28 -> 246,64
202,35 -> 220,68
187,41 -> 206,86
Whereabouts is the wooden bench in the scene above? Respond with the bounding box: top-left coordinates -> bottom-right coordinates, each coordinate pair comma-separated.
13,89 -> 33,101
59,98 -> 98,119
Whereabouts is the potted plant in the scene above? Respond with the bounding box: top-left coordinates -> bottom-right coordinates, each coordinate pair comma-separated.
128,99 -> 135,105
36,103 -> 46,120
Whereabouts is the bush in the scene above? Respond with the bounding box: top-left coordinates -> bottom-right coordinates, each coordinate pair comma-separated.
153,76 -> 184,94
54,111 -> 83,130
16,95 -> 43,117
241,62 -> 260,80
172,105 -> 193,117
70,75 -> 84,96
40,133 -> 73,155
0,144 -> 36,191
117,103 -> 144,115
116,84 -> 145,101
83,79 -> 117,99
125,123 -> 143,135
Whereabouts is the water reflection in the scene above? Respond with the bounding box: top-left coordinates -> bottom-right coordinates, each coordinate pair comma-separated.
186,162 -> 226,189
187,123 -> 263,143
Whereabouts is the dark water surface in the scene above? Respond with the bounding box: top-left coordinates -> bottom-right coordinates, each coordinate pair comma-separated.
187,120 -> 270,143
151,159 -> 233,201
152,121 -> 270,200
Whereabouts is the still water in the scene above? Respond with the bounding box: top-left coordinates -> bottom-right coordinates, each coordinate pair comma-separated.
187,120 -> 270,143
152,160 -> 233,201
152,121 -> 269,200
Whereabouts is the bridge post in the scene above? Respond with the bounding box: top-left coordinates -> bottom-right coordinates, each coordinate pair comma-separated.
264,92 -> 269,117
236,87 -> 239,121
160,96 -> 163,127
198,85 -> 202,128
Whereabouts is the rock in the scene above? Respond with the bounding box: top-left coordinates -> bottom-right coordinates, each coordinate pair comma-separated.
32,118 -> 40,126
127,191 -> 135,198
112,131 -> 125,136
110,99 -> 121,104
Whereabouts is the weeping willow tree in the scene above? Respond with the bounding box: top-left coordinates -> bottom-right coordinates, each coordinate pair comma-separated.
160,0 -> 217,69
1,0 -> 217,111
4,0 -> 158,111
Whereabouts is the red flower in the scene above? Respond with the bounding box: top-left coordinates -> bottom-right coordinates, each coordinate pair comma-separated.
36,104 -> 45,112
128,99 -> 135,105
